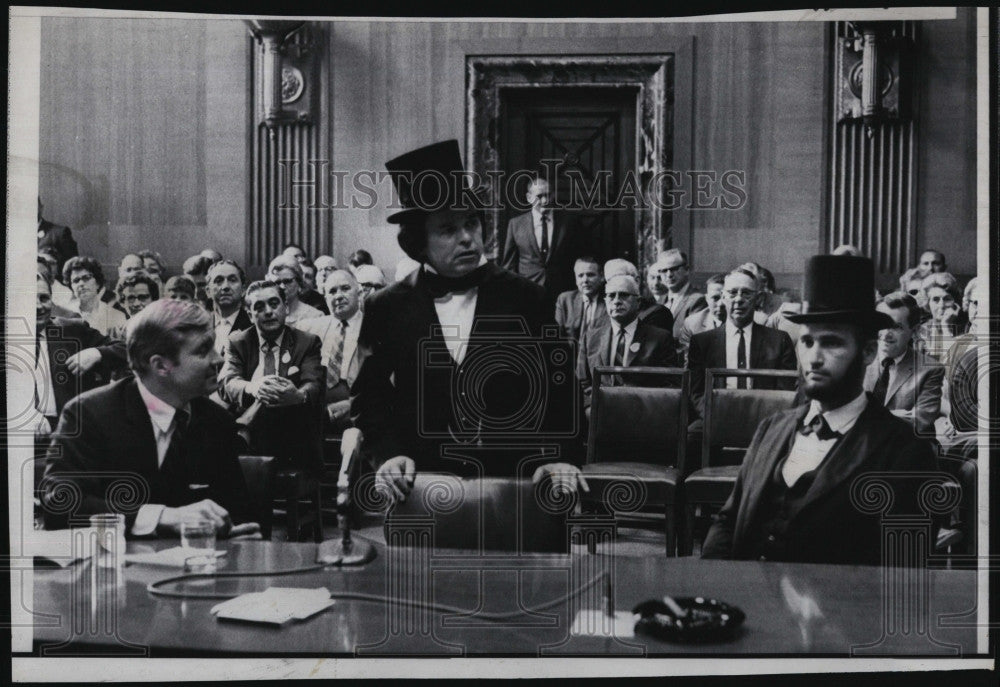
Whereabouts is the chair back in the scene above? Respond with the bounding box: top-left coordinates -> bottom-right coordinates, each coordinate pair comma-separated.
385,474 -> 568,553
586,367 -> 688,472
702,369 -> 799,468
237,455 -> 276,539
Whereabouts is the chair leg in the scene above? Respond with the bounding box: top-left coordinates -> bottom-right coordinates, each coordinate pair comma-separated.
683,503 -> 697,556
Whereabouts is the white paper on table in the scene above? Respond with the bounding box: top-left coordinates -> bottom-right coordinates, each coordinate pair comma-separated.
210,587 -> 334,625
125,546 -> 227,568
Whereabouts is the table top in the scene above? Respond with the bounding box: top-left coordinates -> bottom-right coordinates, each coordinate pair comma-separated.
31,538 -> 979,657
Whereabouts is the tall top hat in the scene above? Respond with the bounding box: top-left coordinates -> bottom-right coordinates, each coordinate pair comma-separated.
384,139 -> 483,224
785,254 -> 894,331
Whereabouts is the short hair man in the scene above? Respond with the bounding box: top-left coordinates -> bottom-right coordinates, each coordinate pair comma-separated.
42,299 -> 253,536
297,258 -> 330,316
354,264 -> 387,306
183,254 -> 215,306
165,275 -> 198,302
898,249 -> 947,293
313,255 -> 338,295
864,292 -> 944,436
686,267 -> 797,410
555,256 -> 607,341
205,259 -> 252,355
218,280 -> 325,473
356,140 -> 585,498
267,255 -> 325,323
702,255 -> 937,565
648,249 -> 707,340
604,258 -> 674,333
677,272 -> 726,356
118,253 -> 147,281
501,177 -> 587,304
297,269 -> 366,433
576,274 -> 678,407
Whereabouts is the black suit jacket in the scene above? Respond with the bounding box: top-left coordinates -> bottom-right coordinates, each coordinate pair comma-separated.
38,218 -> 78,275
638,296 -> 674,333
702,400 -> 938,565
219,325 -> 325,472
500,211 -> 585,301
577,320 -> 679,406
299,288 -> 330,315
40,317 -> 128,417
352,262 -> 578,475
42,377 -> 252,532
686,322 -> 797,412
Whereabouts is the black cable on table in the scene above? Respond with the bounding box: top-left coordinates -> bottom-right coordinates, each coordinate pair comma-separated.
147,564 -> 607,622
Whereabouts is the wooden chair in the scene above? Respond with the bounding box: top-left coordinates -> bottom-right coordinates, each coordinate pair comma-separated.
681,368 -> 799,555
581,366 -> 688,556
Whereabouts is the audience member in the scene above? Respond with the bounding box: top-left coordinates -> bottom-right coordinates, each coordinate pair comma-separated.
555,256 -> 607,341
864,292 -> 944,436
604,258 -> 673,332
138,249 -> 166,290
118,253 -> 148,281
764,288 -> 805,344
347,249 -> 374,275
647,249 -> 707,340
899,249 -> 947,289
200,248 -> 223,263
63,256 -> 126,335
687,266 -> 797,411
577,274 -> 677,407
677,272 -> 726,356
37,197 -> 78,276
205,259 -> 252,355
165,275 -> 198,302
297,269 -> 366,434
282,243 -> 308,265
314,255 -> 338,295
702,255 -> 937,565
354,264 -> 387,305
738,261 -> 780,322
116,273 -> 159,318
297,258 -> 330,315
267,255 -> 324,324
42,299 -> 253,536
918,272 -> 966,361
218,280 -> 324,474
183,254 -> 215,306
38,253 -> 79,317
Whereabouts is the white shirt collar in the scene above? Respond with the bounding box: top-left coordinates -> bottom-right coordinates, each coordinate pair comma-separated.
611,317 -> 638,338
668,282 -> 690,300
879,348 -> 909,367
725,318 -> 751,337
135,377 -> 184,435
258,328 -> 285,351
803,391 -> 869,435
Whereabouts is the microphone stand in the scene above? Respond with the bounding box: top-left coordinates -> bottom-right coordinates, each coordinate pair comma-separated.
317,429 -> 376,566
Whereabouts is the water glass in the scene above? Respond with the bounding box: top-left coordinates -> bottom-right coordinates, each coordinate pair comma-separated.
89,513 -> 126,569
180,520 -> 217,573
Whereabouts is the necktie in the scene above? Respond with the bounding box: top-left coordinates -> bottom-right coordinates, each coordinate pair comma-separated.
262,341 -> 276,376
540,214 -> 549,262
800,413 -> 840,441
736,328 -> 748,389
327,319 -> 347,387
162,408 -> 190,471
871,357 -> 894,405
613,327 -> 627,367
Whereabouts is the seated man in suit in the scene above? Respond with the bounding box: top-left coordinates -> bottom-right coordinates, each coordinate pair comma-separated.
183,254 -> 215,309
686,266 -> 797,413
604,258 -> 673,333
647,249 -> 707,341
864,291 -> 944,436
355,140 -> 586,498
677,272 -> 726,359
42,299 -> 253,536
576,274 -> 678,407
296,269 -> 365,434
218,280 -> 325,474
555,256 -> 606,341
702,255 -> 937,565
267,255 -> 324,324
205,259 -> 252,356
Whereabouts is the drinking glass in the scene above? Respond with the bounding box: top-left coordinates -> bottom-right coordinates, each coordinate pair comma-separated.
180,520 -> 217,573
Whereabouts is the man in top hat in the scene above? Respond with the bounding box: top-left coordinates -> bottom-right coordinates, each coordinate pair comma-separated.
702,255 -> 938,565
353,140 -> 586,498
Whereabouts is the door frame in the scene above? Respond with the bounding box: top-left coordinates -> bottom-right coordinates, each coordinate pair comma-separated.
467,53 -> 687,271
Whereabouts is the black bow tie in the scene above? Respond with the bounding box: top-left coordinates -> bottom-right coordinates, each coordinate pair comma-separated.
422,265 -> 489,299
800,413 -> 840,441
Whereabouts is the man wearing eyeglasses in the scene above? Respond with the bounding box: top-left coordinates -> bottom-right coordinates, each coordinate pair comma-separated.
354,264 -> 387,307
577,274 -> 678,408
686,267 -> 797,413
647,249 -> 707,341
267,255 -> 324,324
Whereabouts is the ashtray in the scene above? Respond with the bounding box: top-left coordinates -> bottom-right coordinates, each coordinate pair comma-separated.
632,596 -> 746,643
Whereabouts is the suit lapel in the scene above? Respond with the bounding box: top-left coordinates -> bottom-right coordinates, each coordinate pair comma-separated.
886,348 -> 914,404
547,213 -> 564,260
245,329 -> 262,376
278,327 -> 295,376
523,214 -> 542,258
123,380 -> 160,475
590,326 -> 612,367
749,323 -> 766,369
626,323 -> 648,366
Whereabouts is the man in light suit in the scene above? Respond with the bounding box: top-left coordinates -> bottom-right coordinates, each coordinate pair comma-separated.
648,249 -> 707,340
577,274 -> 678,407
296,269 -> 366,434
686,267 -> 797,413
501,178 -> 584,304
218,280 -> 325,474
554,256 -> 607,341
677,272 -> 726,359
702,255 -> 938,565
42,299 -> 253,536
864,292 -> 944,436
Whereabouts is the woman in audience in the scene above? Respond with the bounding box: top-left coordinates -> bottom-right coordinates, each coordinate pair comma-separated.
918,272 -> 966,362
267,254 -> 323,324
63,256 -> 126,336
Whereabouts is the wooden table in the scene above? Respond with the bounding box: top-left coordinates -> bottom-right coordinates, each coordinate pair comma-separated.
31,538 -> 979,656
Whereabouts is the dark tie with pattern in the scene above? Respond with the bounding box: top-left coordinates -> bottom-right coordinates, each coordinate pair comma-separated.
613,327 -> 627,367
262,341 -> 276,376
327,319 -> 347,387
871,357 -> 894,405
540,214 -> 549,263
800,413 -> 840,441
736,328 -> 748,389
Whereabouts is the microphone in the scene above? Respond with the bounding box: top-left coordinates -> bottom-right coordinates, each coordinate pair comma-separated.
317,428 -> 376,566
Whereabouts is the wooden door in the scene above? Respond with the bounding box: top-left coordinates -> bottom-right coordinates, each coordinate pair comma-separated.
500,87 -> 638,264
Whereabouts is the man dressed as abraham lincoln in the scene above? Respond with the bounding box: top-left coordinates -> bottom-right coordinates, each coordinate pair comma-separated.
702,255 -> 938,566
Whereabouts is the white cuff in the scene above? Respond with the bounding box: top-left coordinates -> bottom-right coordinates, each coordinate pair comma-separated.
132,504 -> 165,537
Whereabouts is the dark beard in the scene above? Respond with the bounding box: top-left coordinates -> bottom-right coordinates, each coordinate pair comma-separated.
802,352 -> 867,404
